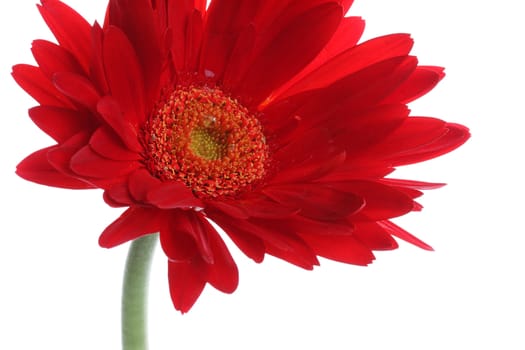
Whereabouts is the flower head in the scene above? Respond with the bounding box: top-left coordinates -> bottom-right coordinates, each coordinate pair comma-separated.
14,0 -> 469,313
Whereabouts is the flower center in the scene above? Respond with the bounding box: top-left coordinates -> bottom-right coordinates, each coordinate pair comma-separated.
144,86 -> 268,198
189,126 -> 226,160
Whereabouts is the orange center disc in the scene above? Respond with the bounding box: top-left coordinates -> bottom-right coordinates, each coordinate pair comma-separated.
144,86 -> 269,198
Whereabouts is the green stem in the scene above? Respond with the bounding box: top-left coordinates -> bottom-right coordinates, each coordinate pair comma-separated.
122,233 -> 158,350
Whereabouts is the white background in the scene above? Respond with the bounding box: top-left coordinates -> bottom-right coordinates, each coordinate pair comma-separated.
1,1 -> 523,349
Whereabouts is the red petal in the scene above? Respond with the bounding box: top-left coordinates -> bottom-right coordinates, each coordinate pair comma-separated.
378,220 -> 433,251
272,150 -> 347,184
99,207 -> 161,248
289,215 -> 353,236
272,126 -> 334,163
332,104 -> 409,155
306,56 -> 418,120
352,221 -> 399,251
206,235 -> 239,293
221,24 -> 257,89
330,180 -> 415,220
191,213 -> 238,293
162,211 -> 238,312
389,123 -> 470,166
89,127 -> 140,161
16,146 -> 93,189
28,106 -> 95,143
340,0 -> 354,13
70,145 -> 140,179
262,184 -> 364,220
237,195 -> 299,219
200,0 -> 263,81
168,260 -> 206,314
127,168 -> 162,202
102,26 -> 146,127
319,15 -> 364,58
364,118 -> 470,166
146,181 -> 202,209
165,1 -> 204,71
31,39 -> 84,78
96,96 -> 142,152
384,66 -> 445,104
47,130 -> 91,180
299,231 -> 375,266
250,218 -> 320,269
275,33 -> 414,101
159,210 -> 210,262
38,0 -> 91,72
271,16 -> 365,99
183,10 -> 204,72
235,2 -> 343,107
53,71 -> 101,110
89,23 -> 110,94
12,64 -> 73,107
264,56 -> 417,139
321,162 -> 394,182
205,200 -> 249,219
211,211 -> 319,269
261,231 -> 319,269
103,182 -> 134,207
106,0 -> 162,104
207,211 -> 265,263
380,178 -> 446,190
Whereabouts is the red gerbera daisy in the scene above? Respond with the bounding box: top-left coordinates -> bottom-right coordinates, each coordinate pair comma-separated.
14,0 -> 469,313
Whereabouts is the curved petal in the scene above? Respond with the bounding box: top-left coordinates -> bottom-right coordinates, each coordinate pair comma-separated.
96,96 -> 142,152
270,16 -> 365,99
299,231 -> 375,265
161,210 -> 239,313
330,180 -> 416,220
102,26 -> 146,128
164,1 -> 205,72
38,0 -> 91,72
352,221 -> 399,251
106,0 -> 162,104
47,130 -> 91,180
262,183 -> 364,220
378,220 -> 433,251
70,144 -> 140,179
103,181 -> 134,207
28,106 -> 95,143
205,200 -> 249,219
363,118 -> 470,166
89,127 -> 140,161
12,64 -> 73,107
99,207 -> 161,248
206,211 -> 266,263
127,168 -> 162,203
236,195 -> 299,219
16,146 -> 94,189
205,227 -> 239,294
331,104 -> 409,155
209,209 -> 319,269
146,181 -> 203,209
263,56 -> 418,137
168,259 -> 206,314
273,33 -> 414,101
384,66 -> 445,104
200,0 -> 264,81
31,39 -> 84,78
53,71 -> 101,110
89,22 -> 109,94
340,0 -> 354,13
234,2 -> 343,108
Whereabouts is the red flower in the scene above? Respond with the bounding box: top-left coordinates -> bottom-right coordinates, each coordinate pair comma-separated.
14,0 -> 469,313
